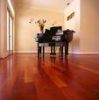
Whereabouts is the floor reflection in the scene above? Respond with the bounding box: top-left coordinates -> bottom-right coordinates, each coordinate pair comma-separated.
7,57 -> 13,81
50,56 -> 56,64
50,56 -> 69,73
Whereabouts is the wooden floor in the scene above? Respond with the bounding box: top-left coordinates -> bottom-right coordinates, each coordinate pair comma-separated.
0,54 -> 99,100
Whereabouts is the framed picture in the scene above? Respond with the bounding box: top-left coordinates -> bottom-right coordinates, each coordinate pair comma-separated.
67,12 -> 75,21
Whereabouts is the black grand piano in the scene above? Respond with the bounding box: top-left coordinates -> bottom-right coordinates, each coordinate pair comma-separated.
36,26 -> 75,57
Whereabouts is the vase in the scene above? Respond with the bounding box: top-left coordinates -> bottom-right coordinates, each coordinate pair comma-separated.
40,25 -> 44,33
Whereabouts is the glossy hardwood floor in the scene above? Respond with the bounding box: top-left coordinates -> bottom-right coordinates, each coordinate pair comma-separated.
0,54 -> 99,100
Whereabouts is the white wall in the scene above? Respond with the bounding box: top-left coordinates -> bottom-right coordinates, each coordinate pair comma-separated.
80,0 -> 99,53
64,0 -> 80,53
15,7 -> 64,53
0,1 -> 1,57
65,0 -> 99,54
0,0 -> 7,58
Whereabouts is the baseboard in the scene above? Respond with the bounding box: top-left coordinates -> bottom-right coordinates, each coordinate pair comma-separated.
14,51 -> 99,54
14,51 -> 52,53
14,51 -> 37,53
71,51 -> 99,54
0,52 -> 8,59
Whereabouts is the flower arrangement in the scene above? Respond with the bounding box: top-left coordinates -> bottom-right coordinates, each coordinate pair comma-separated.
36,19 -> 46,33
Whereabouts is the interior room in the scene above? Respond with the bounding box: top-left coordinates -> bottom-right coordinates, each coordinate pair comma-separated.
0,0 -> 99,100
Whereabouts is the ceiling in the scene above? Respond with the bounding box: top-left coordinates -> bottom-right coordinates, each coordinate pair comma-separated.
15,0 -> 73,12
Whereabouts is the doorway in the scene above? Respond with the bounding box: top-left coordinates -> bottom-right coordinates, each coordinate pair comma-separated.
7,9 -> 13,55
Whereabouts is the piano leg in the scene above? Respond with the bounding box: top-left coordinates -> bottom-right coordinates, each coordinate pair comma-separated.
43,46 -> 45,57
50,45 -> 56,55
65,42 -> 69,56
59,46 -> 63,56
38,43 -> 39,57
38,43 -> 42,57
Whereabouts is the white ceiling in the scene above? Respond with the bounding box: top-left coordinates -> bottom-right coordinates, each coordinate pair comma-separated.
15,0 -> 73,12
33,0 -> 70,11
